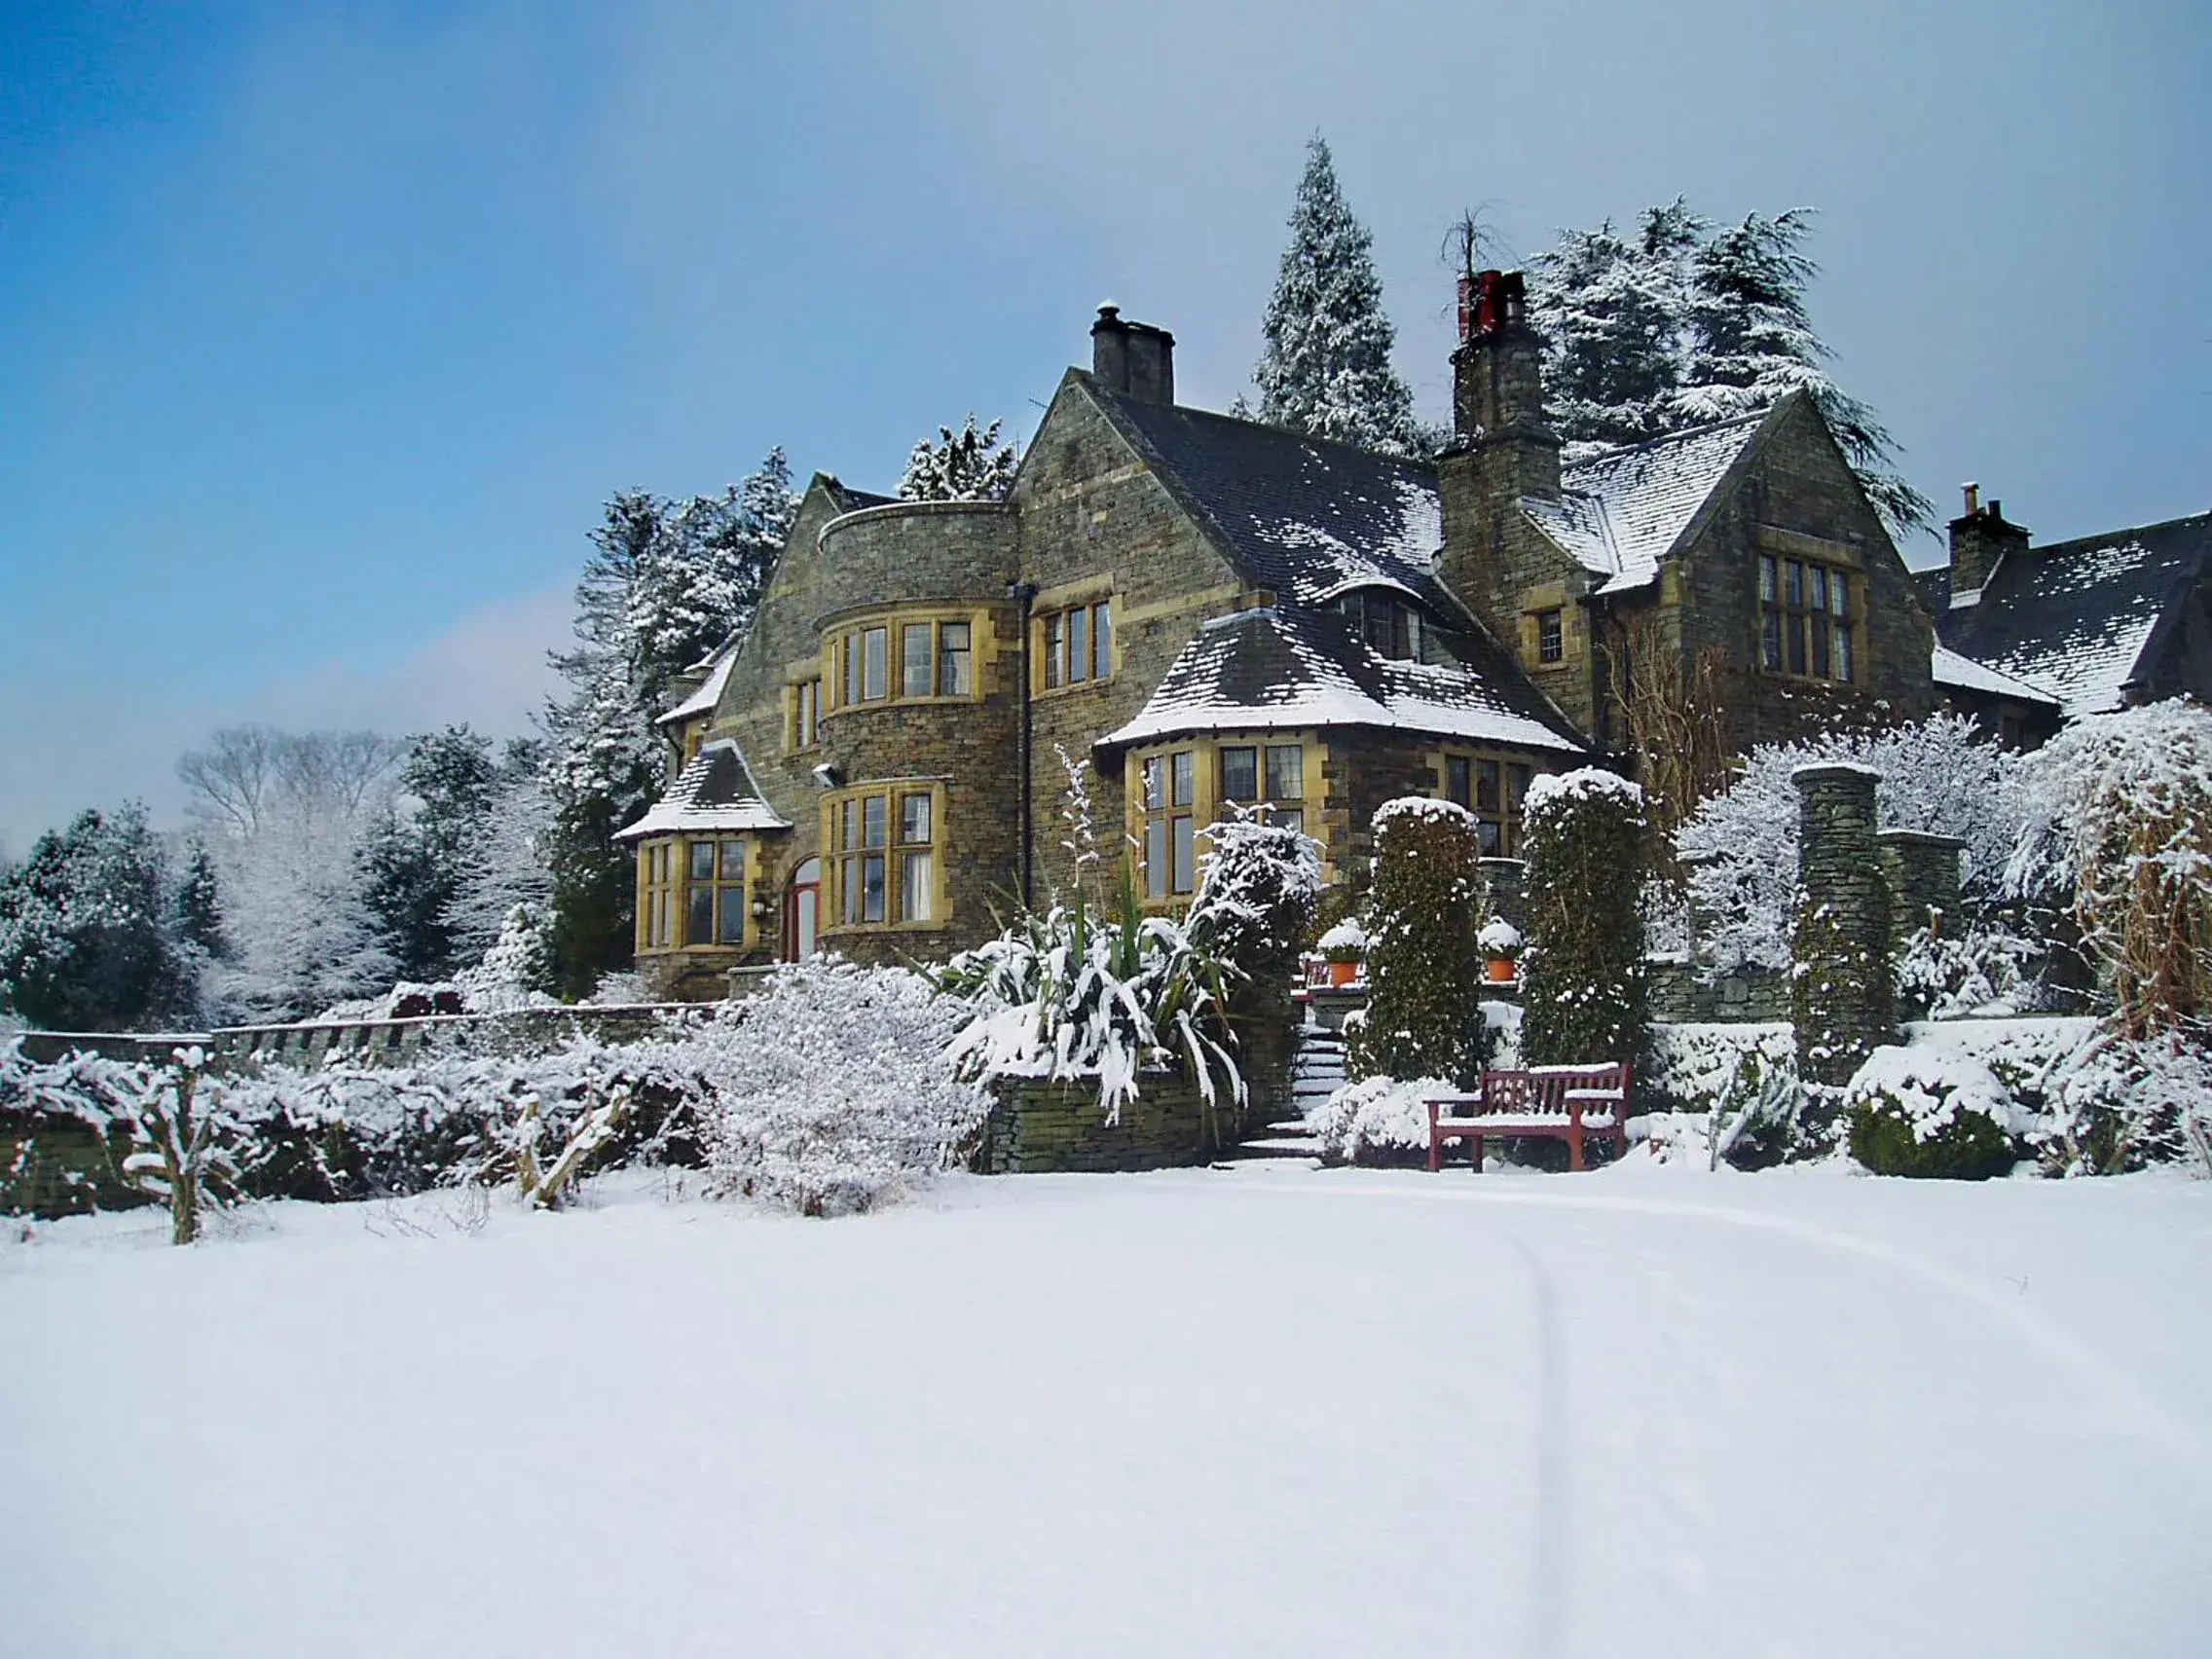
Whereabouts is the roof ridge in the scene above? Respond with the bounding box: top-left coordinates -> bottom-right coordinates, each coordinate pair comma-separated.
1561,407 -> 1769,476
2022,510 -> 2212,559
1083,374 -> 1439,477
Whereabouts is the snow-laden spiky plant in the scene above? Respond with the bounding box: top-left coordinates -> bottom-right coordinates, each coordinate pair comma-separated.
1251,136 -> 1423,458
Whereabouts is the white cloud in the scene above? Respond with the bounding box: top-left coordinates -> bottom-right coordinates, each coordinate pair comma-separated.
0,585 -> 570,853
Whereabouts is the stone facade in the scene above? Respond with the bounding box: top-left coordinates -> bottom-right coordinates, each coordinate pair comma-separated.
628,275 -> 1950,1001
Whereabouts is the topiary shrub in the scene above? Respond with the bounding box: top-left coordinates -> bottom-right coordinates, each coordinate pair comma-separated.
1844,1046 -> 2025,1180
1346,798 -> 1489,1088
1520,769 -> 1647,1068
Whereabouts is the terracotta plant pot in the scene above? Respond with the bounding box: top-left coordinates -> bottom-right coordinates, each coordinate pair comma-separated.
1485,956 -> 1518,983
1328,959 -> 1360,988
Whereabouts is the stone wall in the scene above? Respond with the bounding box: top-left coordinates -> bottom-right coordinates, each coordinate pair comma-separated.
1644,959 -> 1792,1024
979,1072 -> 1228,1173
1876,829 -> 1966,947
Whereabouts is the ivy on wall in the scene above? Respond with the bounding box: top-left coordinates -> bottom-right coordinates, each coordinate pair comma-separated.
1520,769 -> 1648,1067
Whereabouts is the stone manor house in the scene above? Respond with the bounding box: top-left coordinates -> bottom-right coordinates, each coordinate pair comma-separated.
619,271 -> 2212,999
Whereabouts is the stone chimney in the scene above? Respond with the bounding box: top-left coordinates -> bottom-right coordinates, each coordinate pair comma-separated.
1946,483 -> 2029,602
1452,270 -> 1560,500
1090,304 -> 1175,405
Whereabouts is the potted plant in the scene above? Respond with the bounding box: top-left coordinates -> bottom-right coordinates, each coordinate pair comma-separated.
1317,917 -> 1368,988
1479,917 -> 1523,984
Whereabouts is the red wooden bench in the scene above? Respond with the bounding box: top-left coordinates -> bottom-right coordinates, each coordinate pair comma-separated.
1424,1062 -> 1634,1172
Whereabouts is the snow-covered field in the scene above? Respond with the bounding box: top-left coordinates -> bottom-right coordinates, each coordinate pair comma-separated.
5,1161 -> 2208,1658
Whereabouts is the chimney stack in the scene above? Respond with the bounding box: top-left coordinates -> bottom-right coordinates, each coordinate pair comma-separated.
1452,270 -> 1559,499
1090,304 -> 1175,406
1947,488 -> 2029,602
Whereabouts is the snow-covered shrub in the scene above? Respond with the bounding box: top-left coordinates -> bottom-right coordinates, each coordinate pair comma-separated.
1641,1021 -> 1809,1167
6,1044 -> 238,1241
2034,1027 -> 2212,1177
1346,798 -> 1490,1088
1844,1046 -> 2029,1180
1892,923 -> 2046,1019
678,961 -> 985,1216
452,905 -> 564,1013
1679,713 -> 2020,975
2006,700 -> 2212,1039
1183,811 -> 1323,980
1306,1074 -> 1455,1163
1520,769 -> 1647,1068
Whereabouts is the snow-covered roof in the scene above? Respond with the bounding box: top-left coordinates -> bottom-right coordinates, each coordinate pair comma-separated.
1934,513 -> 2210,719
614,740 -> 792,841
1088,383 -> 1448,608
655,639 -> 742,726
1930,645 -> 2060,706
1525,412 -> 1768,593
1097,605 -> 1588,756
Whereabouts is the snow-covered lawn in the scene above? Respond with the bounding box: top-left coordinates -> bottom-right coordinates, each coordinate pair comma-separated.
5,1162 -> 2208,1658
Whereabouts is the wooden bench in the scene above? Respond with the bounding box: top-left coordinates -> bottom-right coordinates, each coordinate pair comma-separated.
1424,1062 -> 1634,1173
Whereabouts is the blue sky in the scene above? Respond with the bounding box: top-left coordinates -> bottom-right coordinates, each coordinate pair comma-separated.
3,0 -> 2206,853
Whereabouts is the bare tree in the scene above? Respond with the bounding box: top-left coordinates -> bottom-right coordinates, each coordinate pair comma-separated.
177,724 -> 289,836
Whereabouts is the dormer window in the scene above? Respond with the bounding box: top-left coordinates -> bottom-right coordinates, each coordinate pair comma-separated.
1340,589 -> 1426,662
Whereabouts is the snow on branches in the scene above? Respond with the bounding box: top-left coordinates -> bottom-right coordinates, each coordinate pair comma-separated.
1251,136 -> 1423,458
898,416 -> 1020,502
2004,699 -> 2212,1037
1677,713 -> 2020,976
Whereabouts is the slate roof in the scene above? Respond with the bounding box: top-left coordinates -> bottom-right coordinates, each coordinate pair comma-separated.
1931,645 -> 2059,707
655,638 -> 741,726
1098,604 -> 1589,757
614,739 -> 792,841
1088,383 -> 1448,608
1526,411 -> 1768,593
1933,513 -> 2211,718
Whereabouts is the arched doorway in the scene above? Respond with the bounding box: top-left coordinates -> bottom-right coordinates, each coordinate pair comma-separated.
784,857 -> 821,961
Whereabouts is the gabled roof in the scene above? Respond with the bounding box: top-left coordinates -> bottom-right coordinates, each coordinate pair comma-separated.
1523,410 -> 1769,593
1934,513 -> 2211,718
655,638 -> 741,726
613,739 -> 792,841
1087,381 -> 1448,608
1098,604 -> 1589,757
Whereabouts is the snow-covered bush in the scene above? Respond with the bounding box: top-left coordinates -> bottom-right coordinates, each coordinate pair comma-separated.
679,961 -> 985,1216
7,1044 -> 238,1242
1346,798 -> 1490,1088
1678,714 -> 2020,975
1520,769 -> 1647,1068
2005,700 -> 2212,1038
1641,1021 -> 1808,1167
1306,1074 -> 1455,1163
1182,811 -> 1323,981
1892,923 -> 2046,1019
1844,1046 -> 2029,1181
2034,1027 -> 2212,1177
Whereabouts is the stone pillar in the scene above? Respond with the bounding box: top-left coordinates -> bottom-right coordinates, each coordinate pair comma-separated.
1876,829 -> 1966,950
1790,763 -> 1894,1085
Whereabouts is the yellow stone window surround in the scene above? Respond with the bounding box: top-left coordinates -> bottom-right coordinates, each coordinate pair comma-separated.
1424,748 -> 1547,858
819,778 -> 951,935
632,833 -> 764,955
1030,577 -> 1118,696
819,606 -> 993,717
1124,731 -> 1324,905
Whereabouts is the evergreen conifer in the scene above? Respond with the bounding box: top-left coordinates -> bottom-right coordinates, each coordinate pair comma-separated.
1252,137 -> 1422,458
